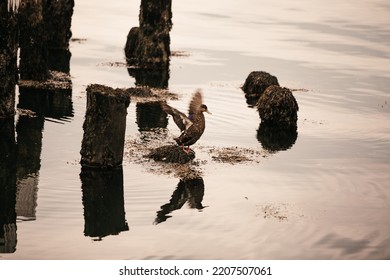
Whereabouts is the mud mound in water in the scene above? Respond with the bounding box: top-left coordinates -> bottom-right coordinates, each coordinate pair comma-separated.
147,145 -> 195,164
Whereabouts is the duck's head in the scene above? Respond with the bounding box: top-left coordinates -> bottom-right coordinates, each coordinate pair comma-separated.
200,104 -> 212,114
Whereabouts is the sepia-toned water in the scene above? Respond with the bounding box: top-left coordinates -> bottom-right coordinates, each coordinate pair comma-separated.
1,0 -> 390,259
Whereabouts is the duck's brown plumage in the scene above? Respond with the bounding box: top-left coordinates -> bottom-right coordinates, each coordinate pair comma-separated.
161,90 -> 210,148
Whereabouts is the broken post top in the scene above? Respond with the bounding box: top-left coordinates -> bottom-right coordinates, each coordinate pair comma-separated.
86,84 -> 130,106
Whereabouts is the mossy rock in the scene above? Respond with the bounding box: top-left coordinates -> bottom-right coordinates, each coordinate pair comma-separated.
257,85 -> 299,126
147,145 -> 195,164
242,71 -> 279,104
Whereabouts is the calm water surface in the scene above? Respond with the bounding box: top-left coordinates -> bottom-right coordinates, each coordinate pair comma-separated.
1,0 -> 390,259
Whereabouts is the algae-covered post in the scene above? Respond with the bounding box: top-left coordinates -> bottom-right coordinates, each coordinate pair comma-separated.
80,84 -> 130,168
242,71 -> 279,106
43,0 -> 74,73
19,0 -> 74,77
125,0 -> 172,70
257,85 -> 299,126
0,118 -> 17,253
0,1 -> 18,117
19,0 -> 49,81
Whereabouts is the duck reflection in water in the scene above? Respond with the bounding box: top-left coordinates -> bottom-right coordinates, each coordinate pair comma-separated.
155,177 -> 206,225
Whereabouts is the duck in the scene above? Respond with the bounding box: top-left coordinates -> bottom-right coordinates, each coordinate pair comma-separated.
161,90 -> 211,153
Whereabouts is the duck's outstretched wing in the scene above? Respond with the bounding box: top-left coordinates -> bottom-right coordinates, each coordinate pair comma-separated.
188,90 -> 203,121
161,102 -> 193,131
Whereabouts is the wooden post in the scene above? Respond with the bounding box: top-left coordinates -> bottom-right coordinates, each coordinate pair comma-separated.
19,0 -> 49,81
43,0 -> 74,73
80,84 -> 130,168
242,71 -> 279,106
125,0 -> 172,70
0,1 -> 18,117
0,118 -> 17,253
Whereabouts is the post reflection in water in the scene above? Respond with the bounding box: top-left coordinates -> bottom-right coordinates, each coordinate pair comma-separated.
136,101 -> 168,131
155,177 -> 206,225
257,122 -> 298,153
80,167 -> 129,241
0,118 -> 18,253
15,87 -> 74,222
18,87 -> 74,122
127,68 -> 170,89
15,107 -> 44,222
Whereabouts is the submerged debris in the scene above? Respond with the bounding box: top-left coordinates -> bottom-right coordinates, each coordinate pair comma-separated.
171,50 -> 190,57
207,146 -> 269,164
98,61 -> 128,67
70,38 -> 87,43
256,203 -> 305,222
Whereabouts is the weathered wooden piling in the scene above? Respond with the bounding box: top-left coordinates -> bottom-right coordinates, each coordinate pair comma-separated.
19,0 -> 49,81
125,0 -> 172,70
242,71 -> 279,105
43,0 -> 74,72
18,0 -> 74,80
80,84 -> 130,168
0,1 -> 18,117
0,118 -> 17,253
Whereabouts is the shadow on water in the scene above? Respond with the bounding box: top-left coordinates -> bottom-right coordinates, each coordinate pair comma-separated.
80,167 -> 129,241
155,177 -> 206,225
0,118 -> 17,253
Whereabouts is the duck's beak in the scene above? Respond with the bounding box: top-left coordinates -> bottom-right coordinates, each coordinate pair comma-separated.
205,109 -> 212,115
